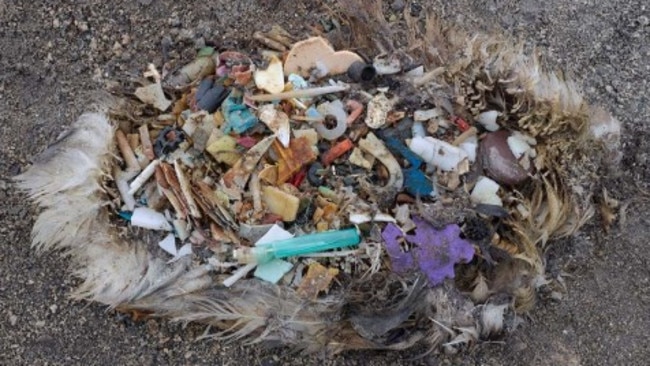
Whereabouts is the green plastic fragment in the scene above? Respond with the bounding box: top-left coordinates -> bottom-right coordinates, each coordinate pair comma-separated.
197,47 -> 215,57
254,259 -> 294,284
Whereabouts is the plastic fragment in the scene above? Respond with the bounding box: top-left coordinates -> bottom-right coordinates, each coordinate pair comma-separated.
254,55 -> 285,94
222,263 -> 256,287
349,148 -> 374,170
116,130 -> 141,172
166,53 -> 216,88
138,125 -> 155,160
114,167 -> 137,211
409,136 -> 468,172
321,138 -> 353,165
221,91 -> 259,134
206,135 -> 241,166
222,135 -> 275,190
507,132 -> 536,159
470,176 -> 503,206
174,160 -> 201,218
234,227 -> 360,264
476,111 -> 500,131
383,136 -> 435,197
195,79 -> 229,113
153,127 -> 186,157
373,53 -> 402,75
284,37 -> 363,78
273,137 -> 317,184
347,61 -> 376,83
259,104 -> 291,147
365,93 -> 393,129
131,207 -> 172,231
135,82 -> 172,111
128,159 -> 160,195
217,51 -> 254,86
293,128 -> 318,147
297,262 -> 340,299
414,108 -> 443,122
158,233 -> 193,263
358,132 -> 404,190
381,218 -> 475,286
349,212 -> 396,224
261,185 -> 300,222
345,100 -> 364,124
247,83 -> 349,102
315,100 -> 348,141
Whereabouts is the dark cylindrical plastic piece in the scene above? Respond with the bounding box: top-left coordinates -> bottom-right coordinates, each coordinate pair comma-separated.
347,61 -> 376,83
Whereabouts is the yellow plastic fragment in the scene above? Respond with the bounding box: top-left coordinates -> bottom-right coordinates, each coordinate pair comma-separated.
297,262 -> 339,299
206,135 -> 241,166
261,185 -> 300,222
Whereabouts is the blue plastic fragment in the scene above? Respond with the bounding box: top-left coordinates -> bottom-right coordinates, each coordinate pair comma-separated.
382,136 -> 435,197
118,210 -> 133,221
254,259 -> 294,284
221,91 -> 259,134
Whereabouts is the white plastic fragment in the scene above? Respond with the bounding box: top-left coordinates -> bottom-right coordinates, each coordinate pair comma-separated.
349,212 -> 396,225
476,110 -> 500,131
411,121 -> 426,138
315,100 -> 348,140
128,159 -> 160,195
173,219 -> 190,241
470,176 -> 503,206
458,135 -> 478,163
223,263 -> 257,287
359,132 -> 404,189
413,108 -> 443,121
283,37 -> 363,78
248,83 -> 349,102
373,54 -> 402,75
259,104 -> 291,147
135,62 -> 172,112
158,234 -> 178,256
506,133 -> 531,159
408,136 -> 469,172
114,167 -> 137,211
254,55 -> 285,94
365,93 -> 393,129
131,207 -> 172,231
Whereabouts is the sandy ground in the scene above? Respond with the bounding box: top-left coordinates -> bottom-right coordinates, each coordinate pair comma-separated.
1,1 -> 648,365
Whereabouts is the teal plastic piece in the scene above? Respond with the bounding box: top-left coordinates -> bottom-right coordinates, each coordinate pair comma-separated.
221,91 -> 259,134
245,228 -> 360,264
254,259 -> 294,284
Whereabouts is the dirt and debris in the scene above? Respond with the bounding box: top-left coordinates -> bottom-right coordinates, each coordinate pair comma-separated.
1,0 -> 643,363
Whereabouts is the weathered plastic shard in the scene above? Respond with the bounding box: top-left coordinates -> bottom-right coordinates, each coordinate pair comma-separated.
365,93 -> 393,129
158,233 -> 193,263
131,207 -> 172,231
358,132 -> 404,190
261,185 -> 300,222
283,36 -> 363,78
273,137 -> 317,184
222,135 -> 275,190
382,218 -> 475,286
470,176 -> 503,207
195,79 -> 229,113
373,53 -> 402,75
383,136 -> 435,197
254,259 -> 293,284
297,262 -> 340,299
221,91 -> 259,134
349,147 -> 375,170
135,82 -> 172,112
166,48 -> 216,87
409,136 -> 468,172
206,135 -> 241,166
254,55 -> 285,94
258,104 -> 291,147
413,108 -> 443,122
349,212 -> 396,224
476,110 -> 500,131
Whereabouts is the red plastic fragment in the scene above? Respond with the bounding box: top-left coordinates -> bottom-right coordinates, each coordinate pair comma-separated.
321,138 -> 354,166
236,136 -> 258,148
288,166 -> 308,187
451,116 -> 470,132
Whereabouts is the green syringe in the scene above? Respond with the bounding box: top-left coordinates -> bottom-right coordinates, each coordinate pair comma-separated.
233,228 -> 361,264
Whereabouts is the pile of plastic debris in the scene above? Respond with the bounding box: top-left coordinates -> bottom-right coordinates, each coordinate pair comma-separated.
15,9 -> 621,356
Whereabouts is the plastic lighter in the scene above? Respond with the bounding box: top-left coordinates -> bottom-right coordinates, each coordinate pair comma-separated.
233,228 -> 360,264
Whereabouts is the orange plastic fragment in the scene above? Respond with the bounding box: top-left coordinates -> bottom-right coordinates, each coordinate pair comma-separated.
297,262 -> 340,299
273,137 -> 317,184
320,138 -> 353,166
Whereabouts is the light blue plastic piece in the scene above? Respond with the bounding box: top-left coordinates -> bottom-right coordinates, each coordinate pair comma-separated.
254,259 -> 294,284
221,91 -> 259,134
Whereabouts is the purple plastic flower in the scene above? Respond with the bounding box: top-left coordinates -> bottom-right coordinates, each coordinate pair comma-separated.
381,217 -> 475,286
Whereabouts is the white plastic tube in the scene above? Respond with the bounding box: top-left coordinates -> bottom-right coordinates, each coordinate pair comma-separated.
409,136 -> 468,171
